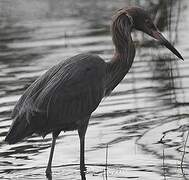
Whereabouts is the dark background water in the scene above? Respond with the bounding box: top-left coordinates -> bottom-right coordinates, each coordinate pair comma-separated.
0,0 -> 189,179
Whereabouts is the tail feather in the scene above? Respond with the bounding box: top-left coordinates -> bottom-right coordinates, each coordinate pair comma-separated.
5,116 -> 33,144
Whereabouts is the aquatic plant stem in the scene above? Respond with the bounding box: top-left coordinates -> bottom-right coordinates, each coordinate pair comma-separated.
181,130 -> 189,168
105,144 -> 108,179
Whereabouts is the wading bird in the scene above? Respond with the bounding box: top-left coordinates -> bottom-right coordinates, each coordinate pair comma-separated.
5,6 -> 183,179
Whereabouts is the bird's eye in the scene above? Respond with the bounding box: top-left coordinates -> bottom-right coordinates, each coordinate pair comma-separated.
145,19 -> 151,26
145,19 -> 156,30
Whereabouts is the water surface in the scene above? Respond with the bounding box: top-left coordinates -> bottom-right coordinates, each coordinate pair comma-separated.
0,0 -> 189,179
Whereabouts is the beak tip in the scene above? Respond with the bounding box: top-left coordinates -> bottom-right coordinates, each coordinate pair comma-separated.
178,55 -> 184,61
152,31 -> 184,61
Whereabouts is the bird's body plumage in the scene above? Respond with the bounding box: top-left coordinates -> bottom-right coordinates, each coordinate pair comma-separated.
6,53 -> 107,142
6,14 -> 135,144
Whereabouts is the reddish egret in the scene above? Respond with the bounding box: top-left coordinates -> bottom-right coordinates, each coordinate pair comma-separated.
5,6 -> 183,178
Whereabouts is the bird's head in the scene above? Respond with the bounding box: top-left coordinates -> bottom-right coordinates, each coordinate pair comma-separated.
117,6 -> 183,60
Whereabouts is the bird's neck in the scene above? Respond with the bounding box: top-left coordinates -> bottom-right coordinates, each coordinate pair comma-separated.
105,14 -> 135,95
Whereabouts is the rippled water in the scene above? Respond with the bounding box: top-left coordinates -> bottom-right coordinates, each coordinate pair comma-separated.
0,0 -> 189,179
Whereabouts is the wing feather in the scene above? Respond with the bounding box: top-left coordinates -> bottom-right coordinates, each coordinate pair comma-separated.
12,53 -> 106,134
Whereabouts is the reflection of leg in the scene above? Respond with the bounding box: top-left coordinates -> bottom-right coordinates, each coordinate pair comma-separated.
80,169 -> 86,180
45,130 -> 61,178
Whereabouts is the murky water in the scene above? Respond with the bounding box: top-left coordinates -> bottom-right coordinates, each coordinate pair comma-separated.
0,0 -> 189,179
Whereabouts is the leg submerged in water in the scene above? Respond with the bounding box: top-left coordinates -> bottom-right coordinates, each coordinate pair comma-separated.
78,126 -> 88,180
45,130 -> 61,178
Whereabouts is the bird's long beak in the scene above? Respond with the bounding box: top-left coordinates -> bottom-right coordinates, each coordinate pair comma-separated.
152,31 -> 184,60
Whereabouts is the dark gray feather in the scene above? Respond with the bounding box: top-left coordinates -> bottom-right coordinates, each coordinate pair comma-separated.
10,53 -> 106,136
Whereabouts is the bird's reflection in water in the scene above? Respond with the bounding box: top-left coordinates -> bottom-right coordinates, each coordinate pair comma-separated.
44,166 -> 88,180
45,169 -> 87,180
46,174 -> 52,180
80,169 -> 86,180
45,166 -> 109,180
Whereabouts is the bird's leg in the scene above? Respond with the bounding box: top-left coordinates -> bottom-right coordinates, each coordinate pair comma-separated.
78,118 -> 89,173
45,130 -> 61,178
